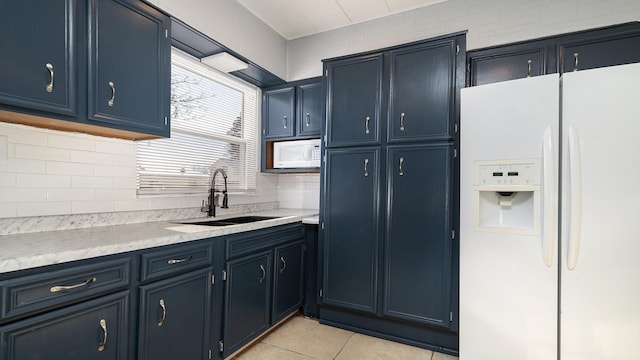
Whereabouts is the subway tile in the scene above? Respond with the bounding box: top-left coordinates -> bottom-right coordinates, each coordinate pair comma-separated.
4,158 -> 46,174
72,176 -> 113,189
46,189 -> 95,202
148,197 -> 178,210
15,144 -> 69,162
94,164 -> 136,178
69,150 -> 113,165
47,133 -> 95,151
95,140 -> 136,156
46,161 -> 94,176
114,199 -> 150,212
113,177 -> 136,190
0,188 -> 47,202
112,153 -> 137,167
0,173 -> 16,187
17,201 -> 72,217
95,189 -> 136,201
16,174 -> 71,188
72,200 -> 115,214
0,124 -> 48,146
0,202 -> 17,218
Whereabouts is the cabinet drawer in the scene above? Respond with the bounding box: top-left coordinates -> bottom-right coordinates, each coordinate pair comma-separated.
140,242 -> 213,283
226,223 -> 305,259
0,258 -> 131,323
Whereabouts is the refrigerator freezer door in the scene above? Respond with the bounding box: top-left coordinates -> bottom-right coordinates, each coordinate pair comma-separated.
561,63 -> 640,360
460,74 -> 559,360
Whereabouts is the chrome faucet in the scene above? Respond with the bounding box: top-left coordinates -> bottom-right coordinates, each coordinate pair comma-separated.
202,168 -> 229,217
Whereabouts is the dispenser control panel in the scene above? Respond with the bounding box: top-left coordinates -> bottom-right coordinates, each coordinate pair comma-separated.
475,160 -> 540,186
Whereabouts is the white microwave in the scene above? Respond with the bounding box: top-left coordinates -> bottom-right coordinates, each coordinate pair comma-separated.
273,139 -> 321,169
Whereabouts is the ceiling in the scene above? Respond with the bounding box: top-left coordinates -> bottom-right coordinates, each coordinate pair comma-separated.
235,0 -> 449,40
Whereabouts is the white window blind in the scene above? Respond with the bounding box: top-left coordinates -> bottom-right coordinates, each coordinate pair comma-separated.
137,50 -> 258,195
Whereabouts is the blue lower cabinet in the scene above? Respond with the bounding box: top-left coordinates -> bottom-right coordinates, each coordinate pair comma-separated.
0,291 -> 129,360
138,268 -> 212,360
223,251 -> 272,357
272,241 -> 305,324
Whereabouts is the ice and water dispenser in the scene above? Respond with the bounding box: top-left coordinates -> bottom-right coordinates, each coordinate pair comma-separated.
473,159 -> 541,235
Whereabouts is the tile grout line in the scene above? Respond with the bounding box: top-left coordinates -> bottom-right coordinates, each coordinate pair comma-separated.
332,332 -> 356,360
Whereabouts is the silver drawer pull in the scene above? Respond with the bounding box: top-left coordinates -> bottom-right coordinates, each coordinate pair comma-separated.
279,256 -> 287,273
527,59 -> 532,78
573,53 -> 579,72
400,112 -> 405,131
259,264 -> 266,283
364,158 -> 369,177
283,115 -> 287,128
98,319 -> 108,352
108,81 -> 116,107
365,116 -> 370,134
50,277 -> 96,293
157,299 -> 166,327
46,63 -> 54,93
399,157 -> 405,176
167,256 -> 192,265
306,113 -> 311,126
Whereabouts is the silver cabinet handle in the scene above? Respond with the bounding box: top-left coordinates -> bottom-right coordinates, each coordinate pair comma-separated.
98,319 -> 108,352
50,277 -> 96,293
167,256 -> 192,265
306,113 -> 310,127
45,63 -> 54,93
364,158 -> 369,177
283,115 -> 287,129
573,52 -> 579,72
527,59 -> 532,78
365,116 -> 370,134
157,299 -> 166,327
400,112 -> 406,131
259,265 -> 266,283
108,81 -> 115,107
279,256 -> 287,273
399,157 -> 405,176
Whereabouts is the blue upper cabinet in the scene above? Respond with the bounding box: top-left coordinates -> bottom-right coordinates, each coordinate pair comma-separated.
388,40 -> 457,143
88,0 -> 170,138
325,54 -> 384,147
263,87 -> 296,139
296,81 -> 322,137
0,0 -> 77,117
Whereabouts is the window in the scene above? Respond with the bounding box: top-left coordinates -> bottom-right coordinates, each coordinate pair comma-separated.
137,50 -> 259,195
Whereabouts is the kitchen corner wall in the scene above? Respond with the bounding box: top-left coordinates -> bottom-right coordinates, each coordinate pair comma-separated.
287,0 -> 640,80
0,122 -> 281,220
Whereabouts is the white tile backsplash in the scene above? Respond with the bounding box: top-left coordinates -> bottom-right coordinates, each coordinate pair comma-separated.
277,173 -> 320,210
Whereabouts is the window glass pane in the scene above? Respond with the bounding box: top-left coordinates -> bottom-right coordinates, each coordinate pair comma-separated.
136,51 -> 258,195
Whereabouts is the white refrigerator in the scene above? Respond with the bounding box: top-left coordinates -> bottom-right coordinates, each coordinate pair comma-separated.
459,63 -> 640,360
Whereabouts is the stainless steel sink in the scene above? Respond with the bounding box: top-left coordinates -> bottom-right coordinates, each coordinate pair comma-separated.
181,215 -> 278,227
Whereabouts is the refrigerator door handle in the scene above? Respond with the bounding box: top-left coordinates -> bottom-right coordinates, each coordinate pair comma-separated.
567,126 -> 582,270
542,127 -> 556,267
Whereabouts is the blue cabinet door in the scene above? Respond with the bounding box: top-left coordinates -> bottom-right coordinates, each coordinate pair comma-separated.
296,81 -> 322,137
272,241 -> 305,323
223,251 -> 272,357
325,54 -> 383,147
88,0 -> 170,137
138,269 -> 212,360
0,291 -> 129,360
388,40 -> 457,142
263,87 -> 295,139
384,144 -> 453,327
0,0 -> 76,117
322,148 -> 380,313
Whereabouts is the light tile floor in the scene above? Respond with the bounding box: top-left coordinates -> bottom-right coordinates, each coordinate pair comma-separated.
233,315 -> 459,360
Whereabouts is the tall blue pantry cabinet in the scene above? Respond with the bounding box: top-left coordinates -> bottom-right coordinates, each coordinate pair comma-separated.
319,32 -> 465,354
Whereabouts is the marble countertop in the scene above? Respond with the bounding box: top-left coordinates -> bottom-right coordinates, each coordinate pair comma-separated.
0,209 -> 318,274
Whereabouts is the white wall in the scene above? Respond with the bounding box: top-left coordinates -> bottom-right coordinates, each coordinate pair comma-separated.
287,0 -> 640,80
147,0 -> 288,80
